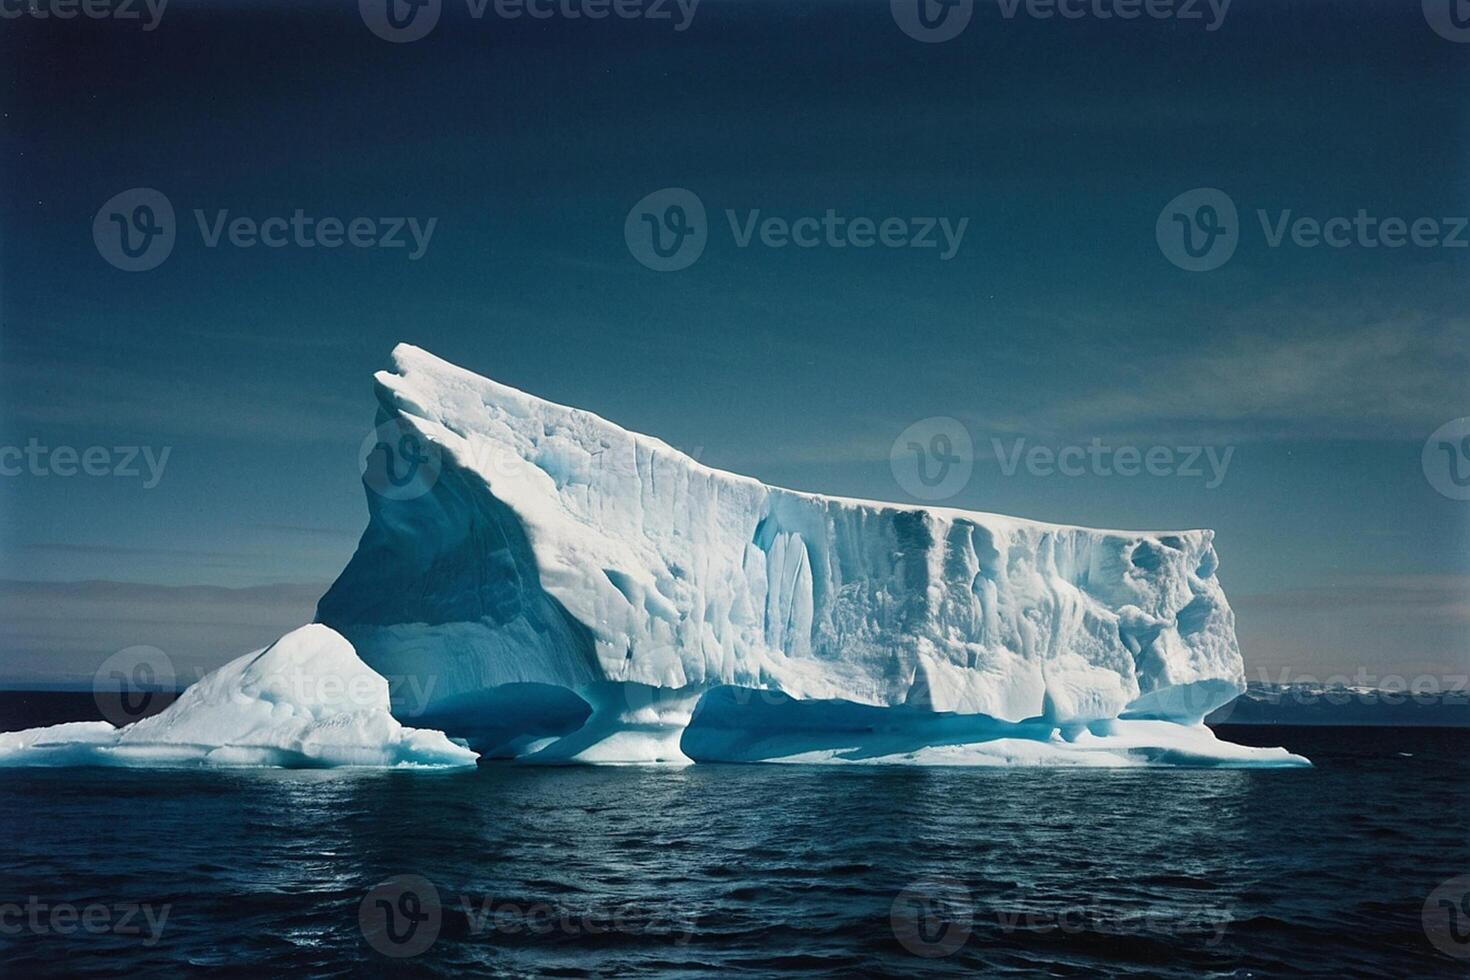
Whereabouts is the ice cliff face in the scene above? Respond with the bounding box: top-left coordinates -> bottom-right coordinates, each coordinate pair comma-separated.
316,346 -> 1262,764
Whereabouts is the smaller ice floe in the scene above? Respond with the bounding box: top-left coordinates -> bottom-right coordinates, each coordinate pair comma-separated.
0,625 -> 477,769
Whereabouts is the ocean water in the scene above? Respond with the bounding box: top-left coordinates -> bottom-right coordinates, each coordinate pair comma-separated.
1,723 -> 1466,977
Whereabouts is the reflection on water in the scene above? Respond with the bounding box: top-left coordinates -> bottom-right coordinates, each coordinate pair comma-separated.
1,726 -> 1466,977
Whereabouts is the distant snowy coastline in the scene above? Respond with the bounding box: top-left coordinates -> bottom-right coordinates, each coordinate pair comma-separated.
1210,682 -> 1470,727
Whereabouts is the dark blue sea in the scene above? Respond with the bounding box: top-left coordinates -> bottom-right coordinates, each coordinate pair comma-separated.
1,707 -> 1467,977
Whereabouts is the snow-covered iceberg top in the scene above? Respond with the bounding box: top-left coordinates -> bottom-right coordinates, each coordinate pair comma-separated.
0,625 -> 478,769
316,345 -> 1304,767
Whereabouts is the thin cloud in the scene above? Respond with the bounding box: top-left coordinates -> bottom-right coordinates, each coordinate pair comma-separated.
0,579 -> 329,687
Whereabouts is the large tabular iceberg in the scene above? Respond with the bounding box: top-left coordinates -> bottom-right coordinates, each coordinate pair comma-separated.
316,345 -> 1305,767
0,625 -> 477,769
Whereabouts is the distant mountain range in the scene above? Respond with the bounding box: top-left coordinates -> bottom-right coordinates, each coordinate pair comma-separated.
1208,682 -> 1470,726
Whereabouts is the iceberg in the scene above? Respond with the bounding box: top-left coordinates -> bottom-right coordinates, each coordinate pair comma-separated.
316,345 -> 1306,767
0,624 -> 478,769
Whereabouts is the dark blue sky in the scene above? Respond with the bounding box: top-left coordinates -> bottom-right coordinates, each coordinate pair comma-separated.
1,0 -> 1467,684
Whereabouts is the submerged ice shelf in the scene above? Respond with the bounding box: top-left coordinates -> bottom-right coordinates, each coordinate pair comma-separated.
310,345 -> 1305,768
